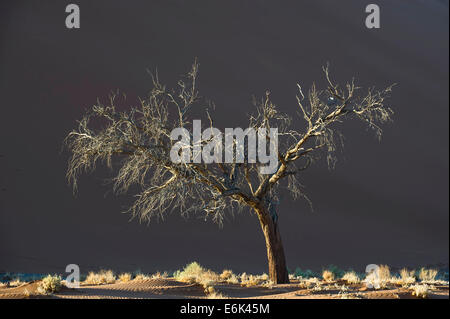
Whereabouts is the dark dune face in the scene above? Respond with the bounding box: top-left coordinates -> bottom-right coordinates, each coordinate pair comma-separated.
0,0 -> 448,274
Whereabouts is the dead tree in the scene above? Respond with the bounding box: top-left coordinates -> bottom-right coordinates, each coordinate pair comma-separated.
65,61 -> 394,284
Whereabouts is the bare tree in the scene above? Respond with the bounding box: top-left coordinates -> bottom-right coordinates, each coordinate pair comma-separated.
65,61 -> 394,284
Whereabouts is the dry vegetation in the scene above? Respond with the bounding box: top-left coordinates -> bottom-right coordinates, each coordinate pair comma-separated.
118,273 -> 132,283
37,275 -> 62,294
322,270 -> 335,282
0,263 -> 447,299
172,262 -> 276,298
410,284 -> 430,298
419,268 -> 438,283
8,279 -> 26,287
167,262 -> 448,299
84,270 -> 116,285
393,268 -> 416,286
342,271 -> 361,284
173,262 -> 223,297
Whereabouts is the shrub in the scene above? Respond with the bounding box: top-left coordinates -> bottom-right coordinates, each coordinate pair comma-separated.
174,262 -> 204,283
37,275 -> 62,294
174,262 -> 220,288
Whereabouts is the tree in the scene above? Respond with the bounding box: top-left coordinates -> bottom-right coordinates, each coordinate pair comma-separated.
65,61 -> 394,284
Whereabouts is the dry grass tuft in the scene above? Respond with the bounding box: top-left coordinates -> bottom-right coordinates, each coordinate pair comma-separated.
378,265 -> 391,281
220,270 -> 233,281
400,268 -> 415,280
322,270 -> 335,282
84,270 -> 116,285
342,271 -> 360,284
152,271 -> 168,279
118,273 -> 132,283
410,284 -> 429,298
419,268 -> 438,283
391,268 -> 416,286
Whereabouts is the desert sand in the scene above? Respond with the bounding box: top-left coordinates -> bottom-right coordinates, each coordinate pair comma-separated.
0,278 -> 448,299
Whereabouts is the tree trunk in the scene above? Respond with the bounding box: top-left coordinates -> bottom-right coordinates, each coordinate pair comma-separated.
255,207 -> 289,284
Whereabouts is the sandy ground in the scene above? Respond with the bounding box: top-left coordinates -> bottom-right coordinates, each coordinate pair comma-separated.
0,278 -> 448,299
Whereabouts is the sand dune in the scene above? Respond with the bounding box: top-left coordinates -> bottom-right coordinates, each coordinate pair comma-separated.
0,278 -> 448,299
